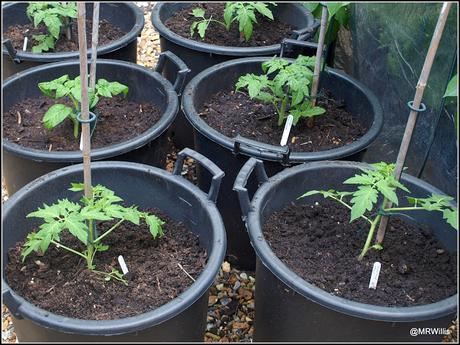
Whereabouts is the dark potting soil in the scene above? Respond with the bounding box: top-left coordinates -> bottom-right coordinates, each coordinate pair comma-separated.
263,200 -> 457,306
4,19 -> 125,53
5,209 -> 207,320
164,3 -> 294,47
4,95 -> 162,151
199,90 -> 367,152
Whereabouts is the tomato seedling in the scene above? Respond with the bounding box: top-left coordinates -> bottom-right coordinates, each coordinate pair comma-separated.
38,75 -> 128,138
22,183 -> 165,285
26,2 -> 77,53
300,162 -> 458,260
236,55 -> 326,126
190,2 -> 275,41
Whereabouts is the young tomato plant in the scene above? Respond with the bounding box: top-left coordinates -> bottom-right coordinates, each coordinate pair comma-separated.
236,55 -> 326,125
26,2 -> 77,53
38,75 -> 128,138
300,162 -> 458,260
22,184 -> 165,285
190,2 -> 275,41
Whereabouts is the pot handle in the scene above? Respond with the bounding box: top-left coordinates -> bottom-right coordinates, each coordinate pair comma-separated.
154,51 -> 191,96
233,157 -> 268,219
279,38 -> 325,59
2,39 -> 21,64
233,135 -> 291,165
2,288 -> 23,319
292,19 -> 320,41
173,148 -> 225,203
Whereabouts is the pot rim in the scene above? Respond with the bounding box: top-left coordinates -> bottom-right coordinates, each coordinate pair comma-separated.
2,161 -> 227,335
2,2 -> 144,62
151,3 -> 315,57
2,59 -> 179,162
246,160 -> 457,322
182,57 -> 384,163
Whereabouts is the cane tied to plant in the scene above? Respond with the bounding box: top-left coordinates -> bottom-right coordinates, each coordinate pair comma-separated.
38,75 -> 128,138
236,55 -> 326,126
22,184 -> 165,285
190,2 -> 275,41
26,2 -> 77,53
299,162 -> 458,260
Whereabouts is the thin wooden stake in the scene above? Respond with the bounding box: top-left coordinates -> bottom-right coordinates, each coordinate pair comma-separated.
375,2 -> 452,244
77,2 -> 92,199
89,2 -> 100,90
308,4 -> 328,127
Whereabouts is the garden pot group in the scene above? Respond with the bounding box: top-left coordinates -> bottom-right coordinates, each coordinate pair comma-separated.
152,2 -> 319,149
2,2 -> 457,343
181,56 -> 383,270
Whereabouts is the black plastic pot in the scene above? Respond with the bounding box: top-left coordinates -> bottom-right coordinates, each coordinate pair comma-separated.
2,2 -> 144,79
2,53 -> 190,196
2,149 -> 226,342
233,159 -> 457,342
182,57 -> 383,269
152,2 -> 318,149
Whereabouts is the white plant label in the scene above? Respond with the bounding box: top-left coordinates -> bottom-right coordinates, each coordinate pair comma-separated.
23,37 -> 28,51
368,261 -> 381,289
79,133 -> 83,151
118,255 -> 129,275
280,114 -> 294,146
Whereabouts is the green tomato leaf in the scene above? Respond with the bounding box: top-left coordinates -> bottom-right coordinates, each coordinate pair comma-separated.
191,8 -> 205,18
253,2 -> 274,20
145,214 -> 165,238
108,82 -> 129,96
443,74 -> 457,98
443,208 -> 458,230
197,20 -> 209,39
350,185 -> 378,222
42,104 -> 73,130
43,14 -> 62,39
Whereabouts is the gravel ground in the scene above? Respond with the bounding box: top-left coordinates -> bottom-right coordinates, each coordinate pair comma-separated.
1,2 -> 457,343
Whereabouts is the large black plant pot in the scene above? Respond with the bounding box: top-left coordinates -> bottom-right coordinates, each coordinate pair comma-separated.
182,57 -> 383,269
2,149 -> 226,342
2,2 -> 144,79
234,159 -> 457,342
3,53 -> 189,195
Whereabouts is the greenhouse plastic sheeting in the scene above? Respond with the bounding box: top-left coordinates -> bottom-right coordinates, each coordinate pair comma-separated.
336,3 -> 457,198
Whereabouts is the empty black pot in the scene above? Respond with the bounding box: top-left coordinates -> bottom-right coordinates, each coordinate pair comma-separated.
2,149 -> 226,342
151,2 -> 318,149
234,158 -> 457,342
182,57 -> 383,269
3,53 -> 190,195
2,2 -> 144,79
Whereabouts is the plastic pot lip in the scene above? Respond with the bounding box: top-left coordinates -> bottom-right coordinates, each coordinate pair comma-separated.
2,160 -> 227,335
2,58 -> 178,163
182,57 -> 384,163
2,2 -> 144,62
247,160 -> 457,322
151,3 -> 314,57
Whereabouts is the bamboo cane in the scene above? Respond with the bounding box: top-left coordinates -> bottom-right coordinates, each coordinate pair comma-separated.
308,4 -> 328,127
89,2 -> 100,90
77,2 -> 92,199
375,2 -> 452,244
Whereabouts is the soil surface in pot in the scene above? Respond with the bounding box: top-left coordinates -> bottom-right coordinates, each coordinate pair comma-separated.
4,95 -> 162,151
263,200 -> 457,306
199,90 -> 367,152
5,208 -> 207,320
4,19 -> 125,53
164,3 -> 294,47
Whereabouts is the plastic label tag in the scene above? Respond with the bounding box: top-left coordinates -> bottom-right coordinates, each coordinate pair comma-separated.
280,114 -> 294,146
368,262 -> 381,289
23,37 -> 28,51
118,255 -> 129,275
